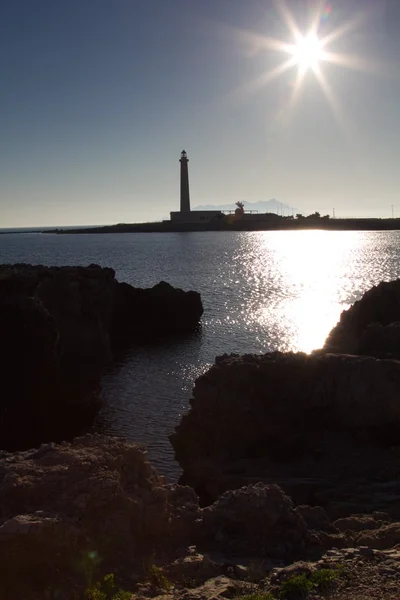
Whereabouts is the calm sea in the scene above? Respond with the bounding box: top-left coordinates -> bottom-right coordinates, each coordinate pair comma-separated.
1,230 -> 400,477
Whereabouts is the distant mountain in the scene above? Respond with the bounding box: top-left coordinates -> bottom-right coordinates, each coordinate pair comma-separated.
193,199 -> 295,215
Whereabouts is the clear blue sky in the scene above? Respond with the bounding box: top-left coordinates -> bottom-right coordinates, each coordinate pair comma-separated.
0,0 -> 399,226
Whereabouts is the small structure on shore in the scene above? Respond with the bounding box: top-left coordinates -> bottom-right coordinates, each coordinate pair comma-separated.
235,201 -> 245,219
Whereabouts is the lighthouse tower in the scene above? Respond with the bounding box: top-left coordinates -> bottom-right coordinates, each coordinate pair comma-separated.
179,150 -> 191,213
170,150 -> 222,223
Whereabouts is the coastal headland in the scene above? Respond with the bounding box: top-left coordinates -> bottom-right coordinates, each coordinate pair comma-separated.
47,216 -> 400,234
0,264 -> 203,450
1,265 -> 400,598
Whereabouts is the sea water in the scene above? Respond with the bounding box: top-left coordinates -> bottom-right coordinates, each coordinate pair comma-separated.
1,229 -> 400,477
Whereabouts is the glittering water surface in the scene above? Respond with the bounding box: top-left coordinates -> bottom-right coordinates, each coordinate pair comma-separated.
2,230 -> 400,477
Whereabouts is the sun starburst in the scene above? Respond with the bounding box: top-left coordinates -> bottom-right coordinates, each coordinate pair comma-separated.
288,33 -> 325,71
225,0 -> 381,132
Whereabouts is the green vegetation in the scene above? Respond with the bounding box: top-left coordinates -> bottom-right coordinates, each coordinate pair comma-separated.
296,212 -> 330,220
279,573 -> 314,599
84,573 -> 131,600
147,564 -> 172,592
310,568 -> 338,592
333,563 -> 348,578
278,568 -> 339,599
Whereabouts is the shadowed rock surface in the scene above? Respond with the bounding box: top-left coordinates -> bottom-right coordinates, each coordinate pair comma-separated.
0,264 -> 203,450
0,434 -> 196,597
1,434 -> 399,599
112,280 -> 204,344
324,278 -> 400,357
0,434 -> 330,598
171,352 -> 400,516
202,483 -> 312,559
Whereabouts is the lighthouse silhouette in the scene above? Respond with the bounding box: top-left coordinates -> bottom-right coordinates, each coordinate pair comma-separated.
179,150 -> 190,213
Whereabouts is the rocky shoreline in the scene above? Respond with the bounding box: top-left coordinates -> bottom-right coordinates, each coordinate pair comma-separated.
1,435 -> 400,599
171,352 -> 400,517
171,279 -> 400,518
0,264 -> 203,450
1,269 -> 400,599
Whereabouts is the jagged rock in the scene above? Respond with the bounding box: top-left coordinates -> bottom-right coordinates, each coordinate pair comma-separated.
201,483 -> 313,561
0,434 -> 200,598
323,279 -> 400,357
163,554 -> 223,587
112,280 -> 203,344
356,523 -> 400,550
170,352 -> 400,517
0,263 -> 116,368
0,264 -> 203,449
0,435 -> 345,599
334,514 -> 391,533
136,576 -> 247,600
270,561 -> 314,583
172,576 -> 241,600
2,434 -> 400,598
295,505 -> 333,532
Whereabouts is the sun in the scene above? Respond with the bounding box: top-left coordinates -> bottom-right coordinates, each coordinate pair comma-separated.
225,0 -> 379,131
289,33 -> 325,71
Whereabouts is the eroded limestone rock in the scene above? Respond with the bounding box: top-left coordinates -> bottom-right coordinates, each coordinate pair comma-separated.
171,352 -> 400,516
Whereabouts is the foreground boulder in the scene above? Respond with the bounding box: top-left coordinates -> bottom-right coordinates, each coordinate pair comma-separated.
1,434 -> 399,599
0,264 -> 203,449
0,435 -> 203,598
202,483 -> 312,559
0,435 -> 327,598
171,352 -> 400,516
324,278 -> 400,357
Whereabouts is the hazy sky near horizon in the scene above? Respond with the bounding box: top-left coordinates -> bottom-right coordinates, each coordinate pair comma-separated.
1,0 -> 399,226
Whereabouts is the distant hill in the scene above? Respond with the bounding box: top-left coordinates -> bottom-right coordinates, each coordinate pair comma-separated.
193,199 -> 295,215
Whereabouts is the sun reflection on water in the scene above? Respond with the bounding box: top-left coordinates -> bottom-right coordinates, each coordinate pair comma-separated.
243,230 -> 367,353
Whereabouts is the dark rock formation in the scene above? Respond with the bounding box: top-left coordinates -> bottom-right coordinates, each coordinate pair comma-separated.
0,435 -> 324,598
323,278 -> 400,357
0,434 -> 399,599
0,288 -> 100,450
112,280 -> 204,345
0,435 -> 196,598
0,264 -> 203,449
201,483 -> 312,559
295,505 -> 334,533
170,352 -> 400,517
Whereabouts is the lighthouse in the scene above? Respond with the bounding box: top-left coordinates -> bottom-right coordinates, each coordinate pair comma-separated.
170,150 -> 222,223
179,150 -> 191,213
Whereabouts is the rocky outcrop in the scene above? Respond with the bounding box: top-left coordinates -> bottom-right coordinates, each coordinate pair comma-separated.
171,352 -> 400,516
0,264 -> 203,449
0,434 -> 206,599
201,483 -> 314,560
0,263 -> 203,364
112,280 -> 204,344
323,278 -> 400,357
0,435 -> 326,598
1,434 -> 400,599
138,546 -> 400,600
0,434 -> 189,597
